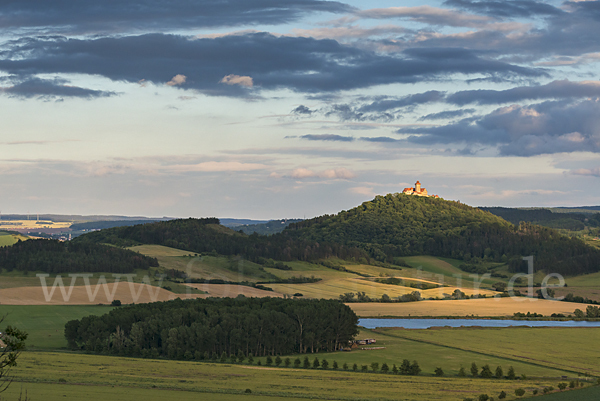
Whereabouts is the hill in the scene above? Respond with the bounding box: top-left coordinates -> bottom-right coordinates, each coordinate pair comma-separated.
73,195 -> 600,277
481,207 -> 600,232
237,219 -> 303,235
285,194 -> 600,276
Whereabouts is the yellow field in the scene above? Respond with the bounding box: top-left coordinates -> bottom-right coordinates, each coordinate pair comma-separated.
128,244 -> 195,257
0,220 -> 71,230
348,297 -> 595,317
0,282 -> 201,305
185,283 -> 283,298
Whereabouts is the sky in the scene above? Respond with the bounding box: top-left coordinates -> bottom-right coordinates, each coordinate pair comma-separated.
1,0 -> 600,219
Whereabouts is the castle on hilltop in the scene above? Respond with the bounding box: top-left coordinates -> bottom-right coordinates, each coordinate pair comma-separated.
402,181 -> 439,198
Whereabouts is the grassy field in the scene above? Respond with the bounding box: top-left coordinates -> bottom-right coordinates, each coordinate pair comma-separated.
376,327 -> 600,377
6,351 -> 581,401
0,305 -> 113,349
0,231 -> 28,247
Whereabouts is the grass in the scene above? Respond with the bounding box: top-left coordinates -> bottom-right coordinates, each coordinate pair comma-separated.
535,386 -> 600,400
0,231 -> 28,247
376,327 -> 600,377
7,351 -> 579,401
0,305 -> 113,349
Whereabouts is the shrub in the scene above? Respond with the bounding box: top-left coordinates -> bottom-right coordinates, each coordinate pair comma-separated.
274,356 -> 282,366
507,366 -> 516,380
381,363 -> 389,373
303,357 -> 310,369
332,361 -> 338,370
392,364 -> 398,374
111,299 -> 122,307
515,388 -> 525,397
498,391 -> 506,399
248,355 -> 254,365
471,363 -> 479,377
284,357 -> 291,367
435,367 -> 444,376
361,365 -> 368,372
533,389 -> 538,395
321,359 -> 329,369
480,365 -> 493,379
294,357 -> 301,368
495,366 -> 503,379
313,357 -> 320,369
558,383 -> 567,391
245,388 -> 252,393
370,362 -> 379,372
352,363 -> 358,371
266,356 -> 273,366
478,394 -> 489,401
458,367 -> 466,377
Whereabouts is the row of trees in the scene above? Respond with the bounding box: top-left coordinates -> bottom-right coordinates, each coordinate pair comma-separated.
466,381 -> 586,401
65,298 -> 358,358
0,239 -> 158,273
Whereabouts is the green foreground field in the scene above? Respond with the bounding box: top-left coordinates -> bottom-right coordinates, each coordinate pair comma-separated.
7,352 -> 587,401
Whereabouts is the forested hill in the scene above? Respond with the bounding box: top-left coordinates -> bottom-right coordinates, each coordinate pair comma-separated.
285,194 -> 600,276
74,196 -> 600,276
73,218 -> 367,262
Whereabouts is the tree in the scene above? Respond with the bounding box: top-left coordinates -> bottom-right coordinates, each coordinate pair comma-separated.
370,362 -> 379,372
471,362 -> 479,377
312,357 -> 320,369
392,364 -> 398,374
381,363 -> 389,374
478,395 -> 489,401
400,359 -> 411,375
507,366 -> 516,380
220,351 -> 227,363
574,309 -> 585,318
342,362 -> 348,370
515,388 -> 525,397
321,359 -> 329,369
435,367 -> 444,376
237,349 -> 245,364
458,366 -> 466,377
495,366 -> 503,379
410,361 -> 421,376
332,361 -> 338,370
111,299 -> 122,307
247,354 -> 254,365
352,363 -> 358,371
498,391 -> 506,399
275,356 -> 282,366
558,383 -> 567,391
266,356 -> 273,366
361,365 -> 368,372
0,322 -> 28,393
303,357 -> 310,369
480,365 -> 493,379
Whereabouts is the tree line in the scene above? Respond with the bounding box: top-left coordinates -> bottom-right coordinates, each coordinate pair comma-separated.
65,297 -> 359,358
0,239 -> 158,273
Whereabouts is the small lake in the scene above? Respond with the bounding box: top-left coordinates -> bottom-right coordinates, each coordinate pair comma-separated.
358,318 -> 600,329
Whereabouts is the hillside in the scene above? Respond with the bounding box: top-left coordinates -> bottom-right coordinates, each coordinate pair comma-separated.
73,195 -> 600,276
286,194 -> 600,276
481,207 -> 600,232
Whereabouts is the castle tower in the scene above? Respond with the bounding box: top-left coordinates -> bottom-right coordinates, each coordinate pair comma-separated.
415,181 -> 421,193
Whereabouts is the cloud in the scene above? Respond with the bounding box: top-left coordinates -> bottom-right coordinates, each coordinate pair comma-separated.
444,0 -> 563,18
399,99 -> 600,156
359,136 -> 400,143
167,161 -> 268,173
571,167 -> 600,177
348,186 -> 375,196
447,80 -> 600,106
219,74 -> 253,87
291,105 -> 314,115
0,0 -> 354,35
166,74 -> 186,86
299,134 -> 354,142
290,167 -> 356,179
419,109 -> 476,120
0,77 -> 116,99
356,5 -> 493,28
0,33 -> 545,98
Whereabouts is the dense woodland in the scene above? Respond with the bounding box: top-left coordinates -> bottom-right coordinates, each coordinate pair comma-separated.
65,298 -> 359,358
481,207 -> 600,232
74,218 -> 368,262
74,195 -> 600,276
0,239 -> 158,273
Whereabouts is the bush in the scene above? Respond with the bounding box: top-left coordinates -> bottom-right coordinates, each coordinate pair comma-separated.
515,388 -> 525,397
507,366 -> 516,380
381,363 -> 389,373
245,388 -> 252,393
478,394 -> 489,401
111,299 -> 122,307
294,357 -> 301,368
558,383 -> 567,391
495,366 -> 503,379
332,361 -> 338,370
321,359 -> 329,369
284,357 -> 291,367
410,361 -> 421,376
303,357 -> 310,369
248,355 -> 254,365
435,367 -> 444,376
352,363 -> 358,371
313,357 -> 320,369
274,356 -> 282,366
533,389 -> 538,395
361,365 -> 368,372
498,391 -> 506,399
458,366 -> 466,377
370,362 -> 379,372
266,356 -> 273,366
480,365 -> 493,379
342,362 -> 348,370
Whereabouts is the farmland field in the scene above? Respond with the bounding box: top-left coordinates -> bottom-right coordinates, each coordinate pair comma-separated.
0,231 -> 28,247
348,298 -> 594,317
6,351 -> 582,401
0,305 -> 113,349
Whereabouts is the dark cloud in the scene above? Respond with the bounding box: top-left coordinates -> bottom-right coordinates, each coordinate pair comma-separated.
444,0 -> 563,18
292,105 -> 314,115
359,136 -> 399,143
399,99 -> 600,156
419,109 -> 476,120
300,134 -> 354,141
447,80 -> 600,106
0,0 -> 354,34
358,91 -> 445,113
0,33 -> 545,97
0,77 -> 116,99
